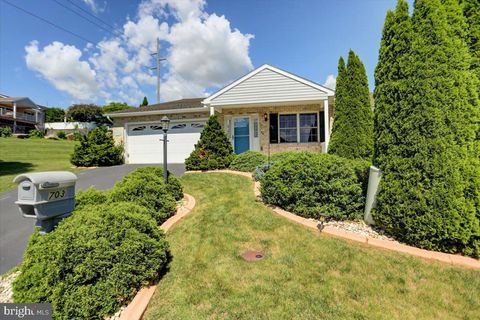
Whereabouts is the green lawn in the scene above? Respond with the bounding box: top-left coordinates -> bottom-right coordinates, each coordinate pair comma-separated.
145,173 -> 480,320
0,137 -> 78,192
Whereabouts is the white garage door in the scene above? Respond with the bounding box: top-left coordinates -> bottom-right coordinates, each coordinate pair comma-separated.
127,121 -> 205,164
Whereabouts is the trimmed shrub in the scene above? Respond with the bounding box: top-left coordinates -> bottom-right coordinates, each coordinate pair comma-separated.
75,187 -> 109,211
110,171 -> 176,224
185,115 -> 235,170
71,126 -> 123,167
56,131 -> 66,139
13,202 -> 170,320
125,167 -> 183,201
73,132 -> 83,141
0,126 -> 12,137
229,151 -> 267,172
28,129 -> 44,138
261,152 -> 365,220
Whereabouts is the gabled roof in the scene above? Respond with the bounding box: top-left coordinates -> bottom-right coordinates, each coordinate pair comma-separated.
0,96 -> 43,110
203,64 -> 335,106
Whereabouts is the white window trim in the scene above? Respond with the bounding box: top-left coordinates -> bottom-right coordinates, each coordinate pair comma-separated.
277,111 -> 320,144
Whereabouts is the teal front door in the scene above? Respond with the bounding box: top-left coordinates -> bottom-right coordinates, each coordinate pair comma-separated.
233,117 -> 250,154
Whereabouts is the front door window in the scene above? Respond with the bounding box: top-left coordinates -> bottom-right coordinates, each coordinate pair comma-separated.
233,117 -> 250,154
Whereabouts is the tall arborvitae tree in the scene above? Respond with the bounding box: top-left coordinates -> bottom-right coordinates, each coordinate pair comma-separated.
373,0 -> 412,168
185,115 -> 235,170
460,0 -> 480,80
373,0 -> 480,257
328,50 -> 373,159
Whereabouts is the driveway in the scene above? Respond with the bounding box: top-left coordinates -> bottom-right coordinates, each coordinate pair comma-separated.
0,163 -> 185,274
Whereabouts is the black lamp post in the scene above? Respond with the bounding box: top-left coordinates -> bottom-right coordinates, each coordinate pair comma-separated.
161,116 -> 170,182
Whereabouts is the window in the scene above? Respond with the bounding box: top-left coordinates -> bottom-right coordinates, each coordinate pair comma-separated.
131,126 -> 146,131
279,114 -> 298,143
191,123 -> 204,128
150,125 -> 163,131
270,112 -> 321,144
171,124 -> 187,130
299,113 -> 318,142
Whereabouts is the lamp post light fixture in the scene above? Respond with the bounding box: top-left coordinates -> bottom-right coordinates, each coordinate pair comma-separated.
161,116 -> 170,182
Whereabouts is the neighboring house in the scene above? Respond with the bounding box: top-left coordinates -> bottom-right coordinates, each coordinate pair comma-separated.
107,64 -> 335,164
45,122 -> 98,136
0,94 -> 45,133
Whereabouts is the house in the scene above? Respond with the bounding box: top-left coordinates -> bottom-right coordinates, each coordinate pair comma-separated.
107,64 -> 335,164
0,94 -> 45,134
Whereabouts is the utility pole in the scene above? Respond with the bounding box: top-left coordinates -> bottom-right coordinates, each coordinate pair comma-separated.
151,38 -> 166,104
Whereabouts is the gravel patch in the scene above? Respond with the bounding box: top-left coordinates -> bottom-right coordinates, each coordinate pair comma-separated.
325,220 -> 397,241
0,270 -> 19,303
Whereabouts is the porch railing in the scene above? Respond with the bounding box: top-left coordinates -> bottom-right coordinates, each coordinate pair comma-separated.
0,107 -> 37,123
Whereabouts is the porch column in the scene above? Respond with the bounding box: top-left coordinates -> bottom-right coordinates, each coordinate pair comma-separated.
35,110 -> 38,123
323,99 -> 329,152
13,102 -> 17,134
209,106 -> 215,116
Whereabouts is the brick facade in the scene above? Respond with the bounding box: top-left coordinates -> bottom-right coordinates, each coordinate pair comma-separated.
218,98 -> 333,154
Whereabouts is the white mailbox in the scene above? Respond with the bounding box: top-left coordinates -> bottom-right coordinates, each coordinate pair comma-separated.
14,172 -> 77,234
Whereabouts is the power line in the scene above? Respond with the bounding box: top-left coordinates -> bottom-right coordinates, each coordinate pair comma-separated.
1,0 -> 96,44
51,0 -> 118,36
65,0 -> 115,30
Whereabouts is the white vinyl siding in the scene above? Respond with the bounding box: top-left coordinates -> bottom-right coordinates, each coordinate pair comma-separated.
209,69 -> 329,106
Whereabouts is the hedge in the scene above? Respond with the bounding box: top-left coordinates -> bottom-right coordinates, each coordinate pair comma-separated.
229,151 -> 267,172
110,171 -> 176,224
125,167 -> 183,201
13,202 -> 170,320
260,152 -> 366,220
75,187 -> 109,211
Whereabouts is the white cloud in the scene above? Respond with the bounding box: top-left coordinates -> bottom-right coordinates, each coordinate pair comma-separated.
24,0 -> 254,104
82,0 -> 105,14
25,41 -> 102,100
323,74 -> 336,90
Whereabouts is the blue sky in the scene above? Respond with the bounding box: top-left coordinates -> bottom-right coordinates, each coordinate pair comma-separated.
0,0 -> 406,108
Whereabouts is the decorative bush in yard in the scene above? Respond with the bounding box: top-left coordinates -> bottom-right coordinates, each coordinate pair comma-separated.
110,171 -> 176,224
70,126 -> 123,167
0,126 -> 12,137
373,0 -> 480,257
229,151 -> 267,172
56,131 -> 66,139
13,202 -> 170,320
28,129 -> 44,138
185,115 -> 235,170
125,167 -> 184,201
261,152 -> 365,220
75,187 -> 109,210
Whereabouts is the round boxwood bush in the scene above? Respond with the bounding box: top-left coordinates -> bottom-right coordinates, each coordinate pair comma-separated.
110,171 -> 176,224
75,187 -> 109,211
13,202 -> 170,320
229,151 -> 267,172
261,152 -> 365,220
126,167 -> 183,201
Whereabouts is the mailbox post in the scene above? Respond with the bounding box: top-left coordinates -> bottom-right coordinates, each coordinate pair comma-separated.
13,172 -> 77,234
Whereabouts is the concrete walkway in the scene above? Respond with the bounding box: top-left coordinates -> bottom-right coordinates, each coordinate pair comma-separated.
0,164 -> 185,274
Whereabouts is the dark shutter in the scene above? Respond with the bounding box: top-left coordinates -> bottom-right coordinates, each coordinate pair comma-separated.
319,111 -> 325,142
269,113 -> 278,144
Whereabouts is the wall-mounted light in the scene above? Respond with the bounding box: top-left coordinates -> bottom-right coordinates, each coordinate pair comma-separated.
263,113 -> 268,122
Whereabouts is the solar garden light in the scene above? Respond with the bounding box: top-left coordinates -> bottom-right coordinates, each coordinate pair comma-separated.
161,115 -> 170,182
316,213 -> 333,232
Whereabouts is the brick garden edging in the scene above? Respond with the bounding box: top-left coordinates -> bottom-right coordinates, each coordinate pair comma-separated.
210,170 -> 480,270
118,193 -> 196,320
